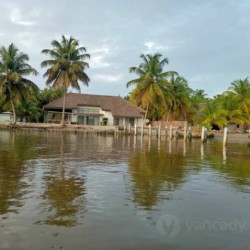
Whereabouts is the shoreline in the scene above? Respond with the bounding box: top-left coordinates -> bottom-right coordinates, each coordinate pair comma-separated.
0,122 -> 249,142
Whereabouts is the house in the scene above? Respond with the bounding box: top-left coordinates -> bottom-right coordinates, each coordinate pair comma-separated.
44,93 -> 145,126
0,112 -> 13,122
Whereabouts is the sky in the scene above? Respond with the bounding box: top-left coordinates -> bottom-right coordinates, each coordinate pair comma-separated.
0,0 -> 250,98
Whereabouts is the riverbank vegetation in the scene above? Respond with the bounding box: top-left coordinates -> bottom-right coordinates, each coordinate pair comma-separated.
0,36 -> 250,129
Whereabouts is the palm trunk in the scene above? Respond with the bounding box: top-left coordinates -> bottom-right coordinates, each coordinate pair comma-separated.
9,90 -> 16,124
144,99 -> 150,120
61,89 -> 66,126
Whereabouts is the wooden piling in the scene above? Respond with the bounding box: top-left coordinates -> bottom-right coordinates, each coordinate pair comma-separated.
169,125 -> 173,140
223,127 -> 228,146
134,124 -> 137,135
149,124 -> 152,137
184,125 -> 187,141
201,126 -> 207,143
158,125 -> 161,138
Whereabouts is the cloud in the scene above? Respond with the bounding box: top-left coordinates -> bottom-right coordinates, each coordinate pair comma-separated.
144,41 -> 174,53
93,74 -> 123,83
10,9 -> 36,26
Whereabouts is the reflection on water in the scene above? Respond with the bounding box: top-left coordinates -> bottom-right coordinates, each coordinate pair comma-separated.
128,146 -> 186,209
0,130 -> 250,249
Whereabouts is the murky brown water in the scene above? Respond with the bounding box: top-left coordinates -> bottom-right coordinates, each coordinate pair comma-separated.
0,130 -> 250,250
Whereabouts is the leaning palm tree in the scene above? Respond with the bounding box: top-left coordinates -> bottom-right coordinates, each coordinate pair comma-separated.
41,35 -> 90,125
127,53 -> 177,119
0,43 -> 38,124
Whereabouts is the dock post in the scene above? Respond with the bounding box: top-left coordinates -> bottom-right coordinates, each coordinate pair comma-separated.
184,125 -> 187,141
223,127 -> 228,146
158,125 -> 161,138
201,126 -> 207,143
134,124 -> 137,135
141,125 -> 144,137
169,125 -> 173,140
128,123 -> 131,133
149,124 -> 152,137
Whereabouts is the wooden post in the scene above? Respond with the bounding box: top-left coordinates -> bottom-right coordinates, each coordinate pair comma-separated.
169,125 -> 173,140
223,127 -> 228,146
128,123 -> 131,133
200,144 -> 204,159
134,124 -> 137,135
223,145 -> 227,162
141,125 -> 144,137
183,125 -> 187,141
158,125 -> 161,138
149,124 -> 152,137
201,126 -> 206,143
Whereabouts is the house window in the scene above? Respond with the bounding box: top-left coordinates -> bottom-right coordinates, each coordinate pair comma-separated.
77,107 -> 100,114
125,118 -> 134,126
113,117 -> 123,126
78,116 -> 99,125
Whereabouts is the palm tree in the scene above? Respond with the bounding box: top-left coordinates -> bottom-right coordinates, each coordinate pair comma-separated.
41,35 -> 90,125
165,75 -> 192,121
0,43 -> 38,124
127,53 -> 177,119
227,78 -> 250,114
214,93 -> 249,125
199,100 -> 227,129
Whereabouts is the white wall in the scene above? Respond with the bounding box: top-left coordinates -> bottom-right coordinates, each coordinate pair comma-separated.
99,110 -> 113,125
0,113 -> 13,122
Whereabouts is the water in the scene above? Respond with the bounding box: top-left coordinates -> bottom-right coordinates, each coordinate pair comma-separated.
0,130 -> 250,250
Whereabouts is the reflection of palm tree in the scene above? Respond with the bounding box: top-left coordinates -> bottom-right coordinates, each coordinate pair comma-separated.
41,134 -> 86,227
128,147 -> 186,210
42,171 -> 86,227
0,131 -> 37,214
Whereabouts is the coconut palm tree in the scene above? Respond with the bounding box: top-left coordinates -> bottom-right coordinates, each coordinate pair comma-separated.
41,35 -> 90,125
199,100 -> 227,129
227,78 -> 250,114
214,93 -> 249,126
0,43 -> 38,124
164,75 -> 192,121
127,53 -> 177,119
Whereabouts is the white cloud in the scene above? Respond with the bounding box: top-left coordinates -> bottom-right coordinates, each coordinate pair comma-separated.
89,45 -> 112,69
144,41 -> 173,53
10,9 -> 36,26
93,74 -> 123,83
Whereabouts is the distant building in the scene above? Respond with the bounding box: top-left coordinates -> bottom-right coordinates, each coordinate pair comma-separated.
0,112 -> 13,122
44,93 -> 145,126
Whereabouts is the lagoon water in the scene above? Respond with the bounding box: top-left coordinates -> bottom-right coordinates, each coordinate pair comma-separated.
0,130 -> 250,250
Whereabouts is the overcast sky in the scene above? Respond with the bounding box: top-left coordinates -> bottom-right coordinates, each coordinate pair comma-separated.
0,0 -> 249,97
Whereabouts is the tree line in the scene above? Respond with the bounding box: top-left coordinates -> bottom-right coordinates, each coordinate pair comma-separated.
126,53 -> 250,130
0,35 -> 250,129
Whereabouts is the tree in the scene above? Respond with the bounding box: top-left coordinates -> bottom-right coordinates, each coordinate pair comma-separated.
41,35 -> 90,125
0,43 -> 38,124
164,75 -> 192,121
127,53 -> 177,119
227,78 -> 250,115
214,93 -> 249,126
199,100 -> 227,129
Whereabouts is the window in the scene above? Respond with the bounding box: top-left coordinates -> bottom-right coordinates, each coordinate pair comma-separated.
77,116 -> 99,125
77,107 -> 100,114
